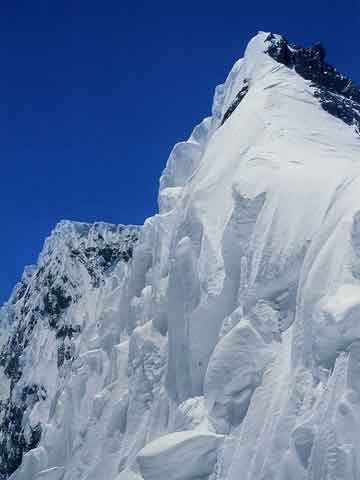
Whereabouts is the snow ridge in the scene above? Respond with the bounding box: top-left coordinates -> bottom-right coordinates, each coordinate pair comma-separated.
1,31 -> 360,480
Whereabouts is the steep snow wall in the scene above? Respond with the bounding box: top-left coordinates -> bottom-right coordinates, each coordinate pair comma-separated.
2,32 -> 360,480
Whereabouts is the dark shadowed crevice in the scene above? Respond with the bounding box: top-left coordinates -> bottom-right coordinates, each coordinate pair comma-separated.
221,80 -> 249,125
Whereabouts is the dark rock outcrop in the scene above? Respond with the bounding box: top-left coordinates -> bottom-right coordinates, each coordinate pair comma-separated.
266,33 -> 360,133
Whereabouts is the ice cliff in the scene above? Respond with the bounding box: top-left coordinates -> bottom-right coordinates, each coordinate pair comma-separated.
1,32 -> 360,480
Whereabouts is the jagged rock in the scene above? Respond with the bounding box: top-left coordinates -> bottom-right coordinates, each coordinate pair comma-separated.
266,33 -> 360,133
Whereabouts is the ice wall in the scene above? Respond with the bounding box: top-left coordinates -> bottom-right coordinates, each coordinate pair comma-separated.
2,31 -> 360,480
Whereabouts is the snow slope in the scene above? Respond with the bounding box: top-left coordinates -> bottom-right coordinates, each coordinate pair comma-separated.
1,31 -> 360,480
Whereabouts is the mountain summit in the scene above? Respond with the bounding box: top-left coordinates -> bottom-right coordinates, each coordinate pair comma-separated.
1,32 -> 360,480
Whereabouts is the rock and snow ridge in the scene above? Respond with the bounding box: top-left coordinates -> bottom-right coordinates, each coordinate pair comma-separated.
266,34 -> 360,133
1,31 -> 360,480
0,221 -> 140,477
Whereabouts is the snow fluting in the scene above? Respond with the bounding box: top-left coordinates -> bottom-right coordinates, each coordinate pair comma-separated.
1,31 -> 360,480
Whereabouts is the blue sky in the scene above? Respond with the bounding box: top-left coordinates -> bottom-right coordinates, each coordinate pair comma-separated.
1,0 -> 359,304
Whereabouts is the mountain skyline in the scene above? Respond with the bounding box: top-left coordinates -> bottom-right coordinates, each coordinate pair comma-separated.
2,28 -> 360,479
1,0 -> 360,305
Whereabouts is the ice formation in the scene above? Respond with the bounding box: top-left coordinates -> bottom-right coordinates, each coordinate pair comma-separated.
1,32 -> 360,480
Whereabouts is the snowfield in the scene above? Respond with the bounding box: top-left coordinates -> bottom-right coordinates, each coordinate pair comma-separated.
1,31 -> 360,480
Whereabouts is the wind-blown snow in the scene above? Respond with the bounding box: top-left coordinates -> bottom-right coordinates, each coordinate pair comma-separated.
1,31 -> 360,480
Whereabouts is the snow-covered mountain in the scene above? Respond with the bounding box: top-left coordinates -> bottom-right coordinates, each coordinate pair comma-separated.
1,31 -> 360,480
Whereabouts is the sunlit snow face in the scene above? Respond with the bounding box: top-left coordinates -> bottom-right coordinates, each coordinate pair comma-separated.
312,284 -> 360,369
204,301 -> 279,433
300,206 -> 360,372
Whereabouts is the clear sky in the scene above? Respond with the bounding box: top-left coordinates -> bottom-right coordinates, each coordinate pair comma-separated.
1,0 -> 359,304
